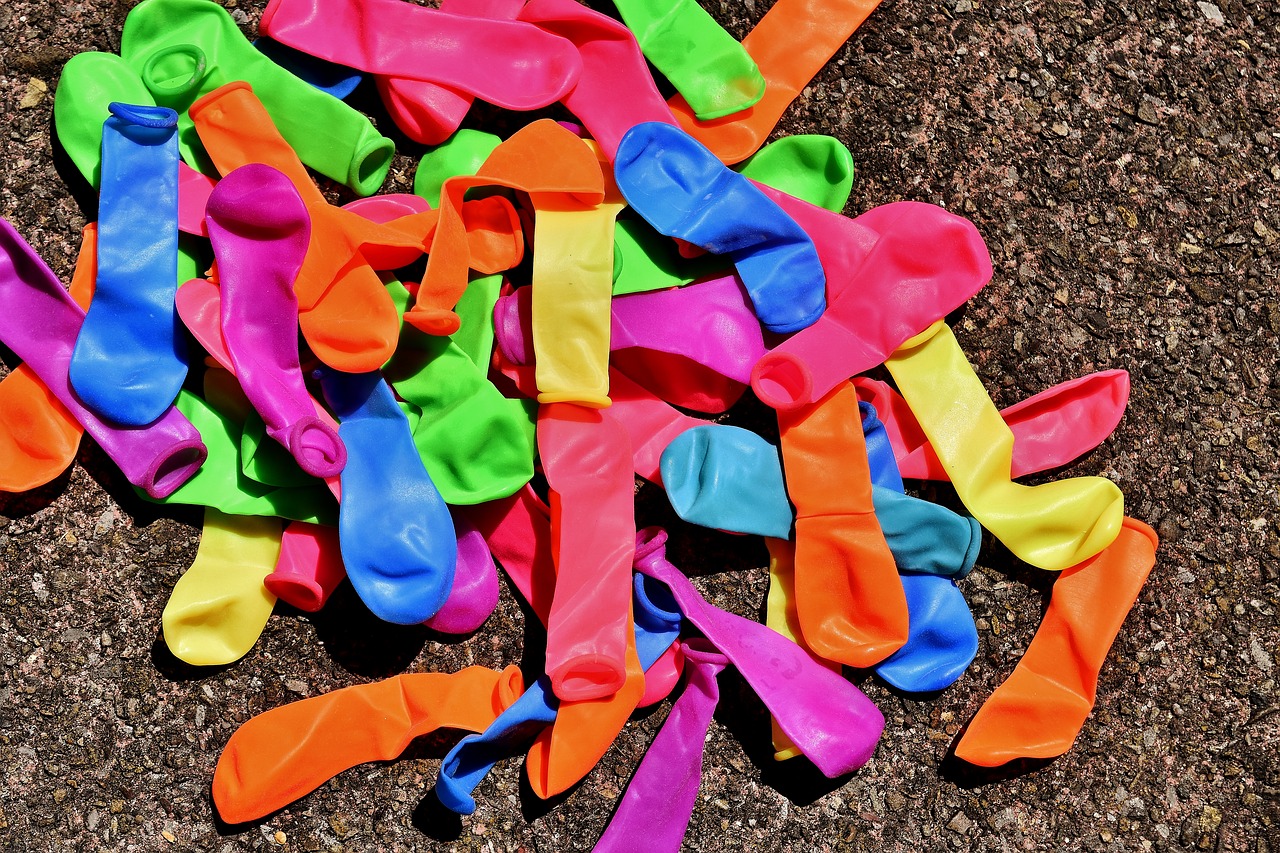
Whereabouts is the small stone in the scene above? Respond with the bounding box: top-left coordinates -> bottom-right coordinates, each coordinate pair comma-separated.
19,78 -> 47,109
1118,207 -> 1139,228
328,815 -> 348,836
954,0 -> 972,11
274,830 -> 287,845
1137,101 -> 1158,125
1197,1 -> 1224,22
948,812 -> 973,834
161,830 -> 177,843
1052,122 -> 1070,136
285,679 -> 308,694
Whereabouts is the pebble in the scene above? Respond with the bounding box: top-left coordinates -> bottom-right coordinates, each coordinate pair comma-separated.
1196,2 -> 1224,22
947,812 -> 973,834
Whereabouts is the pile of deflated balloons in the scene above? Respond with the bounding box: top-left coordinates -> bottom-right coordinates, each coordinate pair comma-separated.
0,0 -> 1159,846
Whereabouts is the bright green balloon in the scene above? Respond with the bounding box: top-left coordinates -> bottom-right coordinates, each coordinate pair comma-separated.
120,0 -> 394,195
611,215 -> 727,297
612,0 -> 764,120
735,135 -> 856,214
53,52 -> 157,189
383,282 -> 535,505
413,128 -> 502,208
450,272 -> 503,369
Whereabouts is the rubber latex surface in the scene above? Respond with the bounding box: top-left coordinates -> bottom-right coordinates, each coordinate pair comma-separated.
321,370 -> 458,624
161,508 -> 281,666
778,382 -> 908,668
854,372 -> 1132,481
531,142 -> 623,407
871,486 -> 981,579
593,639 -> 730,853
69,102 -> 187,428
254,37 -> 363,100
259,0 -> 582,112
0,218 -> 206,499
955,519 -> 1157,765
517,0 -> 677,161
383,280 -> 535,505
461,487 -> 557,624
668,0 -> 883,164
615,122 -> 826,334
423,509 -> 500,634
264,522 -> 346,612
52,53 -> 157,189
607,368 -> 709,484
538,403 -> 636,701
213,665 -> 523,823
205,163 -> 347,479
636,528 -> 883,776
413,129 -> 501,208
885,320 -> 1125,571
121,0 -> 394,195
410,120 -> 602,337
736,135 -> 855,212
0,223 -> 96,493
751,201 -> 993,411
612,0 -> 763,120
152,378 -> 336,523
659,425 -> 793,538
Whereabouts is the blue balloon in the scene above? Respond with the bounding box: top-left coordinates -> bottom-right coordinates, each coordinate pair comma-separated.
69,102 -> 188,427
660,425 -> 793,539
614,122 -> 826,335
874,572 -> 979,693
254,38 -> 364,100
321,370 -> 456,625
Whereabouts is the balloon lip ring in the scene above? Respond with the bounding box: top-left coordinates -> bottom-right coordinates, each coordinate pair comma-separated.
141,438 -> 208,499
405,308 -> 462,337
288,416 -> 347,479
548,655 -> 627,702
750,352 -> 812,411
107,102 -> 178,129
263,572 -> 325,612
140,44 -> 209,101
633,526 -> 669,566
348,134 -> 396,197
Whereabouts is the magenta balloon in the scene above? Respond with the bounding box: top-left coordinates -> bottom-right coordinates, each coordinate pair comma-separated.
0,217 -> 206,498
423,509 -> 501,635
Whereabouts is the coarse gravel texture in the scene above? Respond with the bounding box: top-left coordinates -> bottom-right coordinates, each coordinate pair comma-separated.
1,0 -> 1278,850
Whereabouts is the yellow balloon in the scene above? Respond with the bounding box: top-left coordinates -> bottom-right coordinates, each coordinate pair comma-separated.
162,508 -> 282,666
885,320 -> 1123,571
531,141 -> 626,408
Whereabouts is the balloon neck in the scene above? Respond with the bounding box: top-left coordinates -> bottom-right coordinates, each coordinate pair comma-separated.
141,44 -> 209,105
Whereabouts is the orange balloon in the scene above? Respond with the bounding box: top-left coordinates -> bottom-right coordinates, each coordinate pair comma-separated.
953,518 -> 1157,766
0,223 -> 97,492
777,380 -> 909,668
213,665 -> 524,823
668,0 -> 883,164
407,119 -> 603,336
190,82 -> 524,371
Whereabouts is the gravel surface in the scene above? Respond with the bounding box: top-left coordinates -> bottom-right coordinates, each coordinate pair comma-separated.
1,0 -> 1278,851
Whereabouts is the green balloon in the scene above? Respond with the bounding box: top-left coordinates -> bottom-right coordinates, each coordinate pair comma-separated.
450,273 -> 503,369
735,135 -> 856,214
239,411 -> 321,489
612,0 -> 764,120
144,388 -> 337,524
413,128 -> 502,208
53,52 -> 158,189
383,282 -> 535,505
120,0 -> 394,195
611,215 -> 728,297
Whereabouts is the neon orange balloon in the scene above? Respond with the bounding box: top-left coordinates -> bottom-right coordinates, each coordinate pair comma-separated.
668,0 -> 883,164
954,518 -> 1157,766
213,665 -> 524,823
407,120 -> 603,336
189,81 -> 523,371
778,381 -> 909,668
0,223 -> 96,492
